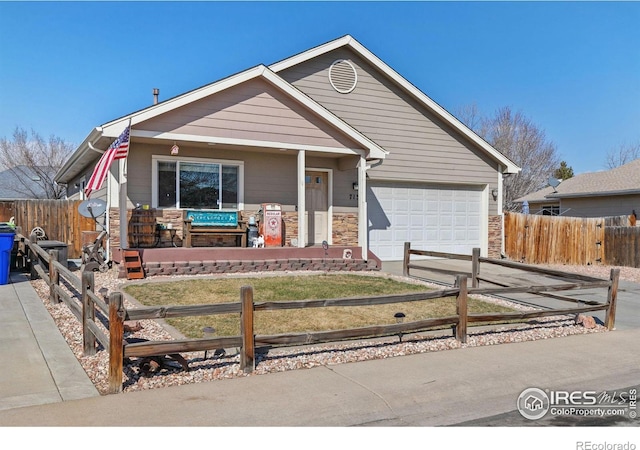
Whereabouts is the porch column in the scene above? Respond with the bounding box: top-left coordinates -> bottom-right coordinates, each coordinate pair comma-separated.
358,156 -> 367,260
118,159 -> 129,253
297,150 -> 306,248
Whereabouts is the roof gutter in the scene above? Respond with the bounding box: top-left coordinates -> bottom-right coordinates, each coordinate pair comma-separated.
54,127 -> 103,183
546,189 -> 640,199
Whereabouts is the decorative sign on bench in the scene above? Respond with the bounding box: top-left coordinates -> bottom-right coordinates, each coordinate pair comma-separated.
183,210 -> 247,248
185,210 -> 238,227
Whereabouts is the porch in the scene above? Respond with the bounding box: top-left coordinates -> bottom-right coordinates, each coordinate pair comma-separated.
111,245 -> 381,279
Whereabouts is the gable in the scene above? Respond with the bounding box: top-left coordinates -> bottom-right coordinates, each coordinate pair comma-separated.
135,77 -> 366,152
277,46 -> 501,184
56,64 -> 388,184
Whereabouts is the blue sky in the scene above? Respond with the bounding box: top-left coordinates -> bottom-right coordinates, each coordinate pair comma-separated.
0,1 -> 638,175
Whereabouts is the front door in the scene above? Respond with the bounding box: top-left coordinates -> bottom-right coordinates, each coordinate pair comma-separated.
305,171 -> 328,245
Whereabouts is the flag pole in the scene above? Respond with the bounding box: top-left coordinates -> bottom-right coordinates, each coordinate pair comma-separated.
118,118 -> 132,258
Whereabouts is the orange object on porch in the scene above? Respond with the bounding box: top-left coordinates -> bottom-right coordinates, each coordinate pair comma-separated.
259,203 -> 283,247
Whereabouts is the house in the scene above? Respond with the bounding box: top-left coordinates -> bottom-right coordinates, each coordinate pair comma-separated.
514,158 -> 640,219
55,35 -> 520,268
0,165 -> 53,200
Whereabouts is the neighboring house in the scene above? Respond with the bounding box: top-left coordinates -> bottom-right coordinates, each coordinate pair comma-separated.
55,35 -> 520,262
515,158 -> 640,218
0,165 -> 51,200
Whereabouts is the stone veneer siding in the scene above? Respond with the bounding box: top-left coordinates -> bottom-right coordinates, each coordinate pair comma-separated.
488,215 -> 503,259
109,208 -> 186,253
111,208 -> 360,250
112,208 -> 498,258
332,212 -> 358,245
112,208 -> 368,277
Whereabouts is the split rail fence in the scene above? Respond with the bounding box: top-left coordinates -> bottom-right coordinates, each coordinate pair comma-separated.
23,232 -> 620,395
402,242 -> 619,330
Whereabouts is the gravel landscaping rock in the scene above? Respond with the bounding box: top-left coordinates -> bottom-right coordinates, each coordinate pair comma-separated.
30,263 -> 639,395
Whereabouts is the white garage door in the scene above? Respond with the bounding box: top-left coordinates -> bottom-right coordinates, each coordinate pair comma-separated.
367,184 -> 484,261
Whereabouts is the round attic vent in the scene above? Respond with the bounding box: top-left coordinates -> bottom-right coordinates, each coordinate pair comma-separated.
329,59 -> 357,94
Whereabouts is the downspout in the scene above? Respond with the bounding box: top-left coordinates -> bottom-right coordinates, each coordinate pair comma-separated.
86,131 -> 112,262
87,141 -> 105,154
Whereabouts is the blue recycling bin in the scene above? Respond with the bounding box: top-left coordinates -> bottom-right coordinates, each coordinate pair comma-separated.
0,224 -> 16,285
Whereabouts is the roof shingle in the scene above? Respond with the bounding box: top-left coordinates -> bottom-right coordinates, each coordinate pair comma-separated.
516,158 -> 640,202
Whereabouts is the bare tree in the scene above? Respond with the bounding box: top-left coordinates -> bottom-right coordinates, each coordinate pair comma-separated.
604,141 -> 640,169
455,102 -> 483,132
475,107 -> 560,211
0,127 -> 74,199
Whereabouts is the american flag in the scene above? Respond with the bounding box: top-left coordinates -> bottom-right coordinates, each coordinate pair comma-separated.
84,124 -> 130,198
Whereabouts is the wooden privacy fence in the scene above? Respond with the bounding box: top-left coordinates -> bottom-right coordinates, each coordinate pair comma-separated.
604,226 -> 640,268
504,212 -> 640,267
504,212 -> 603,265
3,200 -> 95,258
25,231 -> 620,395
0,201 -> 14,222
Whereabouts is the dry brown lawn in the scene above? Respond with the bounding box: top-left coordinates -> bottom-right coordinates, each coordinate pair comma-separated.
123,273 -> 515,337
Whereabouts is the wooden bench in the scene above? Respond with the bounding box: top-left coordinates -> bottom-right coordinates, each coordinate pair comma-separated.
183,210 -> 247,248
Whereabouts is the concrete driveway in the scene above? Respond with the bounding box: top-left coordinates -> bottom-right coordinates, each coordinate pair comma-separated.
382,259 -> 640,331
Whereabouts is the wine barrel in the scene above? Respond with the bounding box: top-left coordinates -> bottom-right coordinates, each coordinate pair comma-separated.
128,208 -> 156,247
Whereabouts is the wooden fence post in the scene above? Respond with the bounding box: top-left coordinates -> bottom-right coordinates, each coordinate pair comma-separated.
29,233 -> 39,280
49,249 -> 60,303
403,242 -> 410,277
82,270 -> 96,356
605,268 -> 620,331
522,217 -> 528,263
472,247 -> 480,288
108,292 -> 125,394
240,285 -> 255,373
456,275 -> 468,344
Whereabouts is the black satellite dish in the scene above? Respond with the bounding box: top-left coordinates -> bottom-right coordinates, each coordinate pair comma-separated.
78,199 -> 107,219
548,177 -> 561,192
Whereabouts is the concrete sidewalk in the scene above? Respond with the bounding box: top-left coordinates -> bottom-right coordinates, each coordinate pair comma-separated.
0,272 -> 99,412
0,327 -> 638,426
0,262 -> 638,426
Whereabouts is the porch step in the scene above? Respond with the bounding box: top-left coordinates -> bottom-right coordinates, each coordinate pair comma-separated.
123,250 -> 145,280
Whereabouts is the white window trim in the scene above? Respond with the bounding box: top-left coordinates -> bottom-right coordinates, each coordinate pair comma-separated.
78,177 -> 86,200
151,155 -> 244,210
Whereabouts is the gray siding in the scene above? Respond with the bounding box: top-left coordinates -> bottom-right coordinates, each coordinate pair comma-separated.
136,78 -> 364,151
525,195 -> 639,218
126,143 -> 358,210
278,47 -> 500,208
561,195 -> 640,218
72,159 -> 108,203
525,200 -> 561,215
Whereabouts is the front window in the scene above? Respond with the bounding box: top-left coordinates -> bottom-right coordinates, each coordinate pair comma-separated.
154,157 -> 242,209
180,162 -> 220,208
